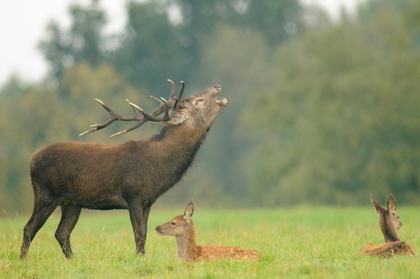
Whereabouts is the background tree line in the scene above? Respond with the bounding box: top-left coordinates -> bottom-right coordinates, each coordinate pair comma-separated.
1,0 -> 419,214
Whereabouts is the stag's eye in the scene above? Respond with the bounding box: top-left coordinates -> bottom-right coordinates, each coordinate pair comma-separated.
195,98 -> 204,105
170,221 -> 176,226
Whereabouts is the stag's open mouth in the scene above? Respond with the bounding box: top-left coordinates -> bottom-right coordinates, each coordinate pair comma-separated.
217,98 -> 228,107
211,84 -> 227,107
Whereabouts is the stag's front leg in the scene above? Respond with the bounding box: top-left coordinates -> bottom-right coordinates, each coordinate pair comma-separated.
140,206 -> 151,253
128,202 -> 151,255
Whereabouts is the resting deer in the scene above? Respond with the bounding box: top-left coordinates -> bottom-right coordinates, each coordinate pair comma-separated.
155,200 -> 259,262
356,194 -> 414,258
20,80 -> 227,259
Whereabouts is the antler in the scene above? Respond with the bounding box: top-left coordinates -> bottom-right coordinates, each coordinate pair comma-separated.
80,79 -> 185,137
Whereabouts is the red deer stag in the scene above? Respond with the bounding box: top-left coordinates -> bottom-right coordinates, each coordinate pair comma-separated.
155,200 -> 259,262
356,194 -> 414,258
20,80 -> 227,259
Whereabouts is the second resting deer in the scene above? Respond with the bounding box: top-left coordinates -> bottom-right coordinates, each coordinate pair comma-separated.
155,200 -> 260,262
356,194 -> 414,258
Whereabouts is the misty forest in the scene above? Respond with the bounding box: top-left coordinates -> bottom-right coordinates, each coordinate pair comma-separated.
1,0 -> 419,215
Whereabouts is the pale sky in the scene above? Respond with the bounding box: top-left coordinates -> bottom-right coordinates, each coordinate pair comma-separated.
0,0 -> 362,87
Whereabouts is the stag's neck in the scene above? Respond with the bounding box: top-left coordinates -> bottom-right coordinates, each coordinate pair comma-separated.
128,123 -> 208,202
149,124 -> 206,175
153,124 -> 206,150
175,222 -> 202,261
380,215 -> 400,242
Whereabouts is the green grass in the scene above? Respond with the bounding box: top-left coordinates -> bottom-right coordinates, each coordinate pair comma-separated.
1,207 -> 419,278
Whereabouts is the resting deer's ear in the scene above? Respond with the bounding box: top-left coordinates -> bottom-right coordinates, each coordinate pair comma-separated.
370,194 -> 383,215
183,200 -> 194,221
387,194 -> 397,213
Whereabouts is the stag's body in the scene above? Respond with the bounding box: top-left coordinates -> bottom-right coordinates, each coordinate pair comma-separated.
356,194 -> 414,258
155,200 -> 259,262
31,125 -> 203,211
20,81 -> 227,259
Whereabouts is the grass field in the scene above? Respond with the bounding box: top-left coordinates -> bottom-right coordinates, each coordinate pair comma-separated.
1,206 -> 419,278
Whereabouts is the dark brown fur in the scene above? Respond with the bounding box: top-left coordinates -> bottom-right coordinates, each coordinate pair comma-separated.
20,84 -> 227,259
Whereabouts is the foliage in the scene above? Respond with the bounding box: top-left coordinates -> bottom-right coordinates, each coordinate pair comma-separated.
1,207 -> 419,278
1,82 -> 61,213
243,0 -> 420,206
38,0 -> 107,87
110,1 -> 187,92
228,0 -> 303,46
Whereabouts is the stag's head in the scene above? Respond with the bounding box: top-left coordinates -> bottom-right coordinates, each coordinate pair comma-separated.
167,84 -> 227,130
80,80 -> 227,137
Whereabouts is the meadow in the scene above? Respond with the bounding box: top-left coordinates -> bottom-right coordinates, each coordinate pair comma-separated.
1,206 -> 419,278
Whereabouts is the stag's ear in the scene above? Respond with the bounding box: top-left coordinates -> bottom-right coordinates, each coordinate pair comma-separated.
387,194 -> 397,213
183,200 -> 194,221
370,194 -> 383,215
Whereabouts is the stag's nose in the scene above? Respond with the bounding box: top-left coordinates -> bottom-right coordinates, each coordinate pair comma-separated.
213,84 -> 221,91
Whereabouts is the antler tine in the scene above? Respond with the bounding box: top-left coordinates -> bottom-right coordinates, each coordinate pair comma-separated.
110,118 -> 148,137
79,128 -> 98,137
167,79 -> 176,101
175,81 -> 185,107
178,81 -> 185,99
127,98 -> 171,122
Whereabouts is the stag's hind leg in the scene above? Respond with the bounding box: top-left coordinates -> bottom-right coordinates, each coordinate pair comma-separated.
55,203 -> 82,259
20,195 -> 61,259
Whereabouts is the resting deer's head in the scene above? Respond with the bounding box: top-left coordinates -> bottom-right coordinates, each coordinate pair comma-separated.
155,200 -> 195,237
370,194 -> 402,242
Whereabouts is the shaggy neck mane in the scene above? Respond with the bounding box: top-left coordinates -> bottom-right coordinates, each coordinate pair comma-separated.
143,124 -> 207,191
152,123 -> 207,151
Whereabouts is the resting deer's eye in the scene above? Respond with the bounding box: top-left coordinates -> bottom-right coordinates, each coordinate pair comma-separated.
170,221 -> 176,226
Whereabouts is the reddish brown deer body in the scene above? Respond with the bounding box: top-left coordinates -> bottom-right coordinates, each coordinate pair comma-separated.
356,194 -> 414,258
155,200 -> 259,262
20,80 -> 227,259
